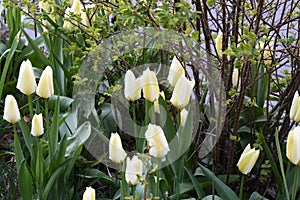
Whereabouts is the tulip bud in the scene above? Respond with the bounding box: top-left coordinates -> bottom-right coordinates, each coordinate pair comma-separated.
237,144 -> 260,175
71,0 -> 81,14
3,95 -> 21,124
167,57 -> 185,87
63,8 -> 74,30
31,114 -> 44,137
36,66 -> 54,98
16,59 -> 37,96
80,4 -> 95,27
124,70 -> 142,101
170,76 -> 195,110
153,92 -> 165,114
180,108 -> 188,127
145,124 -> 170,158
286,126 -> 300,165
232,68 -> 240,89
141,68 -> 160,102
109,133 -> 127,163
290,91 -> 300,123
215,30 -> 223,56
82,186 -> 96,200
125,156 -> 143,185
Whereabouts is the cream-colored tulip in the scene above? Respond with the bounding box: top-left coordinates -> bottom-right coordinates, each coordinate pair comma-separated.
257,37 -> 274,65
125,156 -> 143,185
167,56 -> 185,87
36,66 -> 54,98
3,95 -> 21,124
237,144 -> 260,175
141,68 -> 160,102
180,108 -> 188,127
80,4 -> 95,27
286,126 -> 300,165
145,124 -> 170,158
124,70 -> 141,101
31,114 -> 44,137
109,133 -> 127,163
154,92 -> 165,114
82,186 -> 95,200
71,0 -> 81,14
232,68 -> 240,88
290,91 -> 300,123
215,30 -> 223,56
63,8 -> 74,30
170,76 -> 195,109
16,59 -> 37,96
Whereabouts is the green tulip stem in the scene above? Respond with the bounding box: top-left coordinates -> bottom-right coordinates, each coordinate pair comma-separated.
292,165 -> 299,200
44,99 -> 49,131
131,185 -> 136,199
28,95 -> 33,119
239,174 -> 245,200
13,124 -> 17,136
156,158 -> 160,198
132,101 -> 138,138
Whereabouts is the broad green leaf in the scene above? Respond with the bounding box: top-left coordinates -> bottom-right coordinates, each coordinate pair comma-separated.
65,121 -> 91,157
198,164 -> 239,200
185,166 -> 205,198
18,161 -> 33,200
49,97 -> 60,157
48,95 -> 73,111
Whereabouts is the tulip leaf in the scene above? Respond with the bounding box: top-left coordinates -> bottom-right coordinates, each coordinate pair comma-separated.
249,192 -> 268,200
0,30 -> 19,98
48,95 -> 73,112
65,121 -> 91,157
17,119 -> 34,156
18,160 -> 33,200
49,97 -> 60,157
185,166 -> 205,198
14,131 -> 24,173
198,164 -> 239,200
42,162 -> 66,200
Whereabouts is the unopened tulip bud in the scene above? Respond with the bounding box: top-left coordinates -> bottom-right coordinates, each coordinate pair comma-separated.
109,133 -> 127,163
124,70 -> 141,101
232,68 -> 240,89
71,0 -> 81,14
36,66 -> 54,98
170,76 -> 195,110
125,156 -> 143,185
167,57 -> 185,87
145,124 -> 170,158
215,30 -> 223,56
31,114 -> 44,137
3,95 -> 21,124
290,91 -> 300,123
17,59 -> 37,95
141,68 -> 160,102
82,186 -> 95,200
237,144 -> 260,174
180,109 -> 188,127
286,126 -> 300,166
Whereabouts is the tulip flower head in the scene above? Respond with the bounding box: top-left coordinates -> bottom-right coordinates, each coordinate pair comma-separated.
290,91 -> 300,123
125,156 -> 144,185
232,68 -> 240,89
109,133 -> 127,163
167,56 -> 185,87
145,124 -> 170,158
180,108 -> 188,127
82,186 -> 95,200
3,95 -> 21,124
31,114 -> 44,137
71,0 -> 81,14
237,144 -> 260,175
124,70 -> 142,101
170,75 -> 195,110
141,68 -> 160,102
17,59 -> 37,96
286,126 -> 300,165
215,30 -> 223,56
36,66 -> 54,98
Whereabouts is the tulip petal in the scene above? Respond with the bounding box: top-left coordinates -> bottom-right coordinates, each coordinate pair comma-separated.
3,95 -> 21,124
